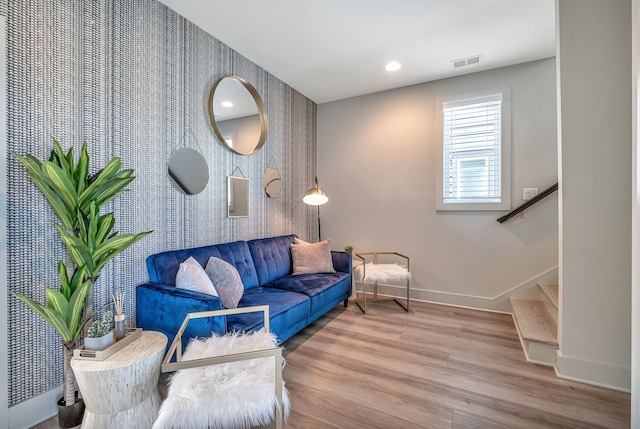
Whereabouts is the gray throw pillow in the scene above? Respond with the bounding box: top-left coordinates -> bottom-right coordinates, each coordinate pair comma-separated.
175,257 -> 219,297
205,257 -> 244,309
291,239 -> 336,275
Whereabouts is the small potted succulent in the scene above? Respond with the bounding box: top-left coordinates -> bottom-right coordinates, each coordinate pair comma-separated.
84,311 -> 114,351
344,245 -> 353,253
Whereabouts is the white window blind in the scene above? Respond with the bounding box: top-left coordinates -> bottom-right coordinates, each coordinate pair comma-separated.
442,94 -> 503,204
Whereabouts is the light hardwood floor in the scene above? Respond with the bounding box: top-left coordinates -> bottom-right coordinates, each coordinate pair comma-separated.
33,300 -> 630,428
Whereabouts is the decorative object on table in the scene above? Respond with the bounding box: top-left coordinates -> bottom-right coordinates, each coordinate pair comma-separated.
84,311 -> 115,351
112,292 -> 126,340
344,245 -> 353,253
11,139 -> 152,426
303,176 -> 328,241
74,328 -> 142,361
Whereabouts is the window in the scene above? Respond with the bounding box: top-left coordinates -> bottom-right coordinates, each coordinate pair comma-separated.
436,91 -> 511,211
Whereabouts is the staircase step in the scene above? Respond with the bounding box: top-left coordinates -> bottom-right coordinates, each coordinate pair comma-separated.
510,298 -> 558,346
538,284 -> 558,310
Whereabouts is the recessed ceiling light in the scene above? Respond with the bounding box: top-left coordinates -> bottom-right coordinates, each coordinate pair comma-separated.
385,61 -> 401,72
221,100 -> 234,108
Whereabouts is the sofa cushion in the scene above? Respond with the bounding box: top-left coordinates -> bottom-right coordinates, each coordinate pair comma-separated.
147,240 -> 260,290
205,257 -> 244,309
248,235 -> 297,287
175,257 -> 219,296
266,272 -> 350,314
291,239 -> 336,275
227,287 -> 310,342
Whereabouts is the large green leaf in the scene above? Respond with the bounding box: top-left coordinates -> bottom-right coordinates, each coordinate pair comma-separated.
12,152 -> 75,228
81,177 -> 133,211
46,289 -> 69,322
73,143 -> 90,196
55,225 -> 95,274
52,139 -> 73,177
57,261 -> 71,299
87,202 -> 99,254
96,213 -> 115,245
12,292 -> 73,342
78,157 -> 122,205
41,160 -> 78,210
67,281 -> 92,339
69,265 -> 88,295
93,231 -> 152,264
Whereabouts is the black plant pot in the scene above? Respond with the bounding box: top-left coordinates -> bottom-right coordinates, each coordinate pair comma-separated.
56,393 -> 85,428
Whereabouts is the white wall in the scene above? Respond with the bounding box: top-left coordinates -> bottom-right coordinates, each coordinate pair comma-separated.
318,58 -> 558,311
556,0 -> 632,390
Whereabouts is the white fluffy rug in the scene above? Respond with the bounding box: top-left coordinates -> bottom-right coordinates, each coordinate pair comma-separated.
354,262 -> 411,284
153,331 -> 290,429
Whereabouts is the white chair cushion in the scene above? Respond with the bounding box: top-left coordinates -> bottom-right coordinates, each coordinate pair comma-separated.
153,330 -> 289,429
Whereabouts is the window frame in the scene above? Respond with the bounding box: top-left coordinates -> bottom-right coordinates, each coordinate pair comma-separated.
436,88 -> 512,211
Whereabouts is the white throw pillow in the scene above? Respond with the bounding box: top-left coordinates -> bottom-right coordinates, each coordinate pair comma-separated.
290,239 -> 336,275
205,257 -> 244,309
176,257 -> 219,297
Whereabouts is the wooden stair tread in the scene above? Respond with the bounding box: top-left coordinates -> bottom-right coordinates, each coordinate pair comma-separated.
538,284 -> 558,310
510,298 -> 558,346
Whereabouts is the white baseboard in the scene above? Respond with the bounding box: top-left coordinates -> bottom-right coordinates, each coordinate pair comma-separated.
555,350 -> 631,392
8,385 -> 61,429
365,266 -> 558,313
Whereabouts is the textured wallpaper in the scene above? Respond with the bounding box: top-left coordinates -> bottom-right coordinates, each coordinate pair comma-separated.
5,0 -> 317,405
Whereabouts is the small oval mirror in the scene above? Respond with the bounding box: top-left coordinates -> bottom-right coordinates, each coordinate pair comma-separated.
167,148 -> 209,195
262,167 -> 282,198
209,76 -> 268,155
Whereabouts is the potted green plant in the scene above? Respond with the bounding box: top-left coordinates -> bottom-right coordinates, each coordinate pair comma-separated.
11,140 -> 151,427
84,311 -> 114,351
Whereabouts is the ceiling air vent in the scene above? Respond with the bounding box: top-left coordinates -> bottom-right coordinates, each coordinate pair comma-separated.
451,54 -> 482,68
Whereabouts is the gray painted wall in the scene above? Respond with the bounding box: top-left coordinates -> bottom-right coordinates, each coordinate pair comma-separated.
318,58 -> 558,308
4,0 -> 316,408
556,0 -> 632,389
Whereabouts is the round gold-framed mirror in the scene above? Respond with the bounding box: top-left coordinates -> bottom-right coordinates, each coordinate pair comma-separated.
208,76 -> 268,155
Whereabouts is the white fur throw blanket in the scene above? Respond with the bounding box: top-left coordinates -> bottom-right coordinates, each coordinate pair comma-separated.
153,331 -> 290,429
354,262 -> 411,284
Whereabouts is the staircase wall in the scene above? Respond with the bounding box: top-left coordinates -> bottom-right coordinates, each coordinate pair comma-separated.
556,0 -> 632,391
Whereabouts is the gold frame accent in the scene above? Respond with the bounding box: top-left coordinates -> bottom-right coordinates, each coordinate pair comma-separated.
162,306 -> 284,429
208,75 -> 269,155
354,252 -> 411,314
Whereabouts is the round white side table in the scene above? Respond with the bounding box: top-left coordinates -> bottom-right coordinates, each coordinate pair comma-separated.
71,330 -> 168,429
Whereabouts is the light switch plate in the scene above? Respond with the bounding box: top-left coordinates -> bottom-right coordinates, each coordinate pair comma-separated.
523,188 -> 538,201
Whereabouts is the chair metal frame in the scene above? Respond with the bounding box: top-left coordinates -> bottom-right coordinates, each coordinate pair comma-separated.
354,252 -> 411,314
162,305 -> 284,429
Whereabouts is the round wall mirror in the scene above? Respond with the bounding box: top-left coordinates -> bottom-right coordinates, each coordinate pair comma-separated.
208,76 -> 268,155
167,148 -> 209,195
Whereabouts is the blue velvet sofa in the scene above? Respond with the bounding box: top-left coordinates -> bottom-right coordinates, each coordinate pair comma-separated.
136,234 -> 352,347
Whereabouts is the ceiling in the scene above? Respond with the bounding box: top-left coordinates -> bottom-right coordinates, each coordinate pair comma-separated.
157,0 -> 556,104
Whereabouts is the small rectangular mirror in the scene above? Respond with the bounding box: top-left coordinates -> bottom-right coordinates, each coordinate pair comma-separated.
228,176 -> 249,217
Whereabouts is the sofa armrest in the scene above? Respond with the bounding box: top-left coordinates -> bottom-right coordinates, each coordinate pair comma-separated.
136,282 -> 226,348
331,251 -> 352,275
